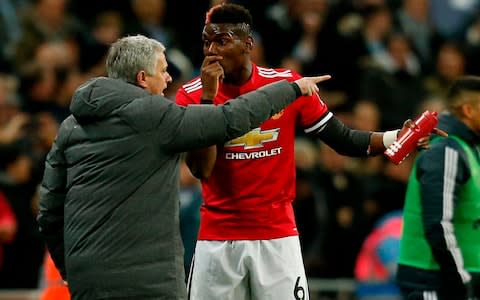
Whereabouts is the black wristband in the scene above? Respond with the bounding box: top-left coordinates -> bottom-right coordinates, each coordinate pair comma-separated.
200,99 -> 214,104
291,82 -> 302,97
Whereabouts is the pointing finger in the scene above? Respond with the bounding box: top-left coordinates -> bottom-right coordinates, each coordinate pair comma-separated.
311,75 -> 331,83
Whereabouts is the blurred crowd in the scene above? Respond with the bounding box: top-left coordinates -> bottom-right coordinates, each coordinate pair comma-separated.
0,0 -> 479,295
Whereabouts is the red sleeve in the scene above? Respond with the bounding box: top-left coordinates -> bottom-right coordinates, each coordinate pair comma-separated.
175,88 -> 194,107
293,91 -> 330,128
175,79 -> 202,107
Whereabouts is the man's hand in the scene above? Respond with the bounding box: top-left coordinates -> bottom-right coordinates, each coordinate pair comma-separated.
201,55 -> 224,100
294,75 -> 331,96
400,119 -> 449,149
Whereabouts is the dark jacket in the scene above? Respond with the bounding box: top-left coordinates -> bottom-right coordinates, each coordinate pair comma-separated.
37,77 -> 299,300
397,111 -> 480,297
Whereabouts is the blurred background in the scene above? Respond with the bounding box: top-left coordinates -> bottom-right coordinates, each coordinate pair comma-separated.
0,0 -> 479,299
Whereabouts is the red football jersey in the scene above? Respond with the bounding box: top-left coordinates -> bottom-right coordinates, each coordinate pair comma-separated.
176,63 -> 331,240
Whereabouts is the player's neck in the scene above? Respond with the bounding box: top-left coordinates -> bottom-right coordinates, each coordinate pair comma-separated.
224,62 -> 252,86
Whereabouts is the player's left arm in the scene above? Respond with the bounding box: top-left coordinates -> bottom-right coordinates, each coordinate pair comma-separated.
311,116 -> 394,156
176,87 -> 217,179
302,95 -> 445,157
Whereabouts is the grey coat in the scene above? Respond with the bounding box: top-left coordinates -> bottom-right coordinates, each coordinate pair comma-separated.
37,77 -> 298,299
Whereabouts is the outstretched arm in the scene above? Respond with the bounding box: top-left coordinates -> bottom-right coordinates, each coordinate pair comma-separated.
315,117 -> 448,157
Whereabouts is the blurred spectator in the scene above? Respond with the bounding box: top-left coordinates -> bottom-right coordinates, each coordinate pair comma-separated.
125,0 -> 172,47
430,0 -> 480,41
352,100 -> 381,132
355,210 -> 403,300
287,0 -> 330,72
370,32 -> 422,78
416,93 -> 447,118
312,143 -> 370,278
362,152 -> 417,232
294,137 -> 318,172
16,37 -> 82,123
0,74 -> 23,131
17,62 -> 69,123
125,0 -> 194,95
0,141 -> 45,289
162,1 -> 210,68
348,100 -> 385,177
0,77 -> 56,289
423,41 -> 467,99
349,134 -> 385,226
0,191 -> 17,269
392,0 -> 441,73
358,32 -> 426,130
332,2 -> 393,103
464,16 -> 480,75
91,10 -> 123,46
293,138 -> 329,278
366,153 -> 415,223
74,10 -> 120,77
260,0 -> 304,67
0,0 -> 24,71
279,0 -> 349,97
12,0 -> 85,71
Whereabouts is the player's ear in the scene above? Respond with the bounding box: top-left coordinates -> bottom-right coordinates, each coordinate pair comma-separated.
462,101 -> 477,119
135,71 -> 148,89
245,36 -> 254,51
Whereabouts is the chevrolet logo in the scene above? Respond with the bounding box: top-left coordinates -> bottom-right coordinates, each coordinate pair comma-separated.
225,128 -> 280,149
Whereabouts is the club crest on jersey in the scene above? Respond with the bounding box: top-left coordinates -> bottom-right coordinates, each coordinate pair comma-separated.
271,109 -> 284,120
225,128 -> 279,149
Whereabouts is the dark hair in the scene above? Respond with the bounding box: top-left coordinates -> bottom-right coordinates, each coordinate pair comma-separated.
205,3 -> 253,28
359,3 -> 390,20
447,76 -> 480,101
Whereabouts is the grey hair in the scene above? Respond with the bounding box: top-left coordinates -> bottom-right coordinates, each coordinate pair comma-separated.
106,35 -> 166,83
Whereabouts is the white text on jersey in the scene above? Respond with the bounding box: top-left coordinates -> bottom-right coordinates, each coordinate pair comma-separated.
225,147 -> 282,160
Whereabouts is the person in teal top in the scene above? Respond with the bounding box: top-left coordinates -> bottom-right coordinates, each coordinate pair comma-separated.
397,76 -> 480,300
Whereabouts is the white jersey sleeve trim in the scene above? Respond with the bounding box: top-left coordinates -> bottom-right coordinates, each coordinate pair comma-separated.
257,67 -> 293,78
183,78 -> 202,94
303,112 -> 333,134
442,146 -> 472,284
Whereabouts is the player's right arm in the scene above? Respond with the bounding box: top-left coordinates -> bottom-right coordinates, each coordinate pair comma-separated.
184,146 -> 216,179
176,55 -> 223,179
176,88 -> 216,179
